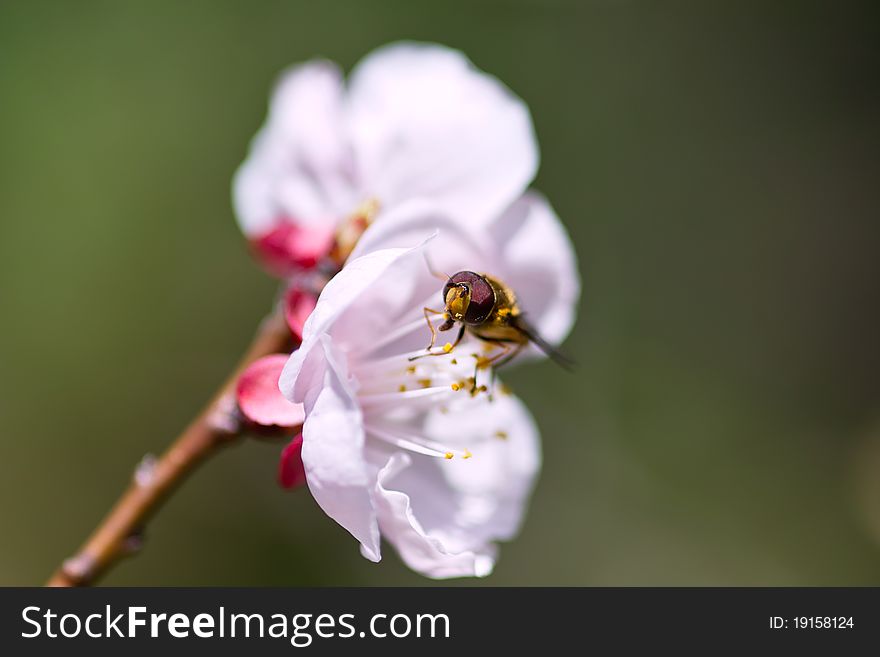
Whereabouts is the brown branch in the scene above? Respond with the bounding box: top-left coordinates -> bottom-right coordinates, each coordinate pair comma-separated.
46,310 -> 296,587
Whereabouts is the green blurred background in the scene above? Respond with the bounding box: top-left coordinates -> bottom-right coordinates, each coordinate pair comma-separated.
1,0 -> 879,585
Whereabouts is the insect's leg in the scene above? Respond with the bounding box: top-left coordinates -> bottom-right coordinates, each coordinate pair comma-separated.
421,307 -> 444,351
471,341 -> 513,393
408,322 -> 464,362
478,342 -> 528,392
487,342 -> 525,391
447,322 -> 465,351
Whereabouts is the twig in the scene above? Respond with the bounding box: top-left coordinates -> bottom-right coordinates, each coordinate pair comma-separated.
46,310 -> 296,587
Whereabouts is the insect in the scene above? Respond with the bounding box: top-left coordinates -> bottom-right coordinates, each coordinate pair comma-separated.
410,270 -> 573,388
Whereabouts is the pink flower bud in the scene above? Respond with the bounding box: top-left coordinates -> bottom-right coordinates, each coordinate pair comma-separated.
236,354 -> 304,428
250,222 -> 335,276
278,435 -> 306,489
284,285 -> 317,345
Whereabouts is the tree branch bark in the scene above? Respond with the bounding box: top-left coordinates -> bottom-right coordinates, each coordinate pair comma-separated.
46,310 -> 295,587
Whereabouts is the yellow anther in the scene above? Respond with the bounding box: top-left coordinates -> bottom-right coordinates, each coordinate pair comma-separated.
444,452 -> 454,460
398,384 -> 407,393
451,383 -> 462,391
494,430 -> 508,440
450,358 -> 457,365
443,342 -> 453,353
470,384 -> 488,398
417,378 -> 432,388
463,449 -> 473,459
406,365 -> 416,375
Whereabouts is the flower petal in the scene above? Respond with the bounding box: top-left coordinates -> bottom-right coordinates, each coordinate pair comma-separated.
233,61 -> 355,238
347,199 -> 490,268
280,237 -> 431,403
298,336 -> 381,562
373,452 -> 496,579
236,354 -> 305,428
278,434 -> 307,489
489,191 -> 580,346
251,222 -> 336,275
373,392 -> 540,578
347,42 -> 538,226
423,392 -> 542,543
284,285 -> 318,344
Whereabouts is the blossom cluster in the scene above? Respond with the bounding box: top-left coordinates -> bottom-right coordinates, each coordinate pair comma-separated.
232,43 -> 579,578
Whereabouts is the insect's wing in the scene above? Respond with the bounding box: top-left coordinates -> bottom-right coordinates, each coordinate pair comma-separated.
511,316 -> 576,371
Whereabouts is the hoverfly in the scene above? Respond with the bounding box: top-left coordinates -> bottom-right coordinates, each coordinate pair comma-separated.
410,270 -> 573,388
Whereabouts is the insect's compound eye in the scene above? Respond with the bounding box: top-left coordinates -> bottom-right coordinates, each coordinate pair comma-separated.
463,277 -> 495,324
446,271 -> 496,324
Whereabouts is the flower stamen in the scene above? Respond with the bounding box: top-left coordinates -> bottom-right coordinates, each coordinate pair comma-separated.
359,386 -> 452,409
367,424 -> 467,460
363,316 -> 435,358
